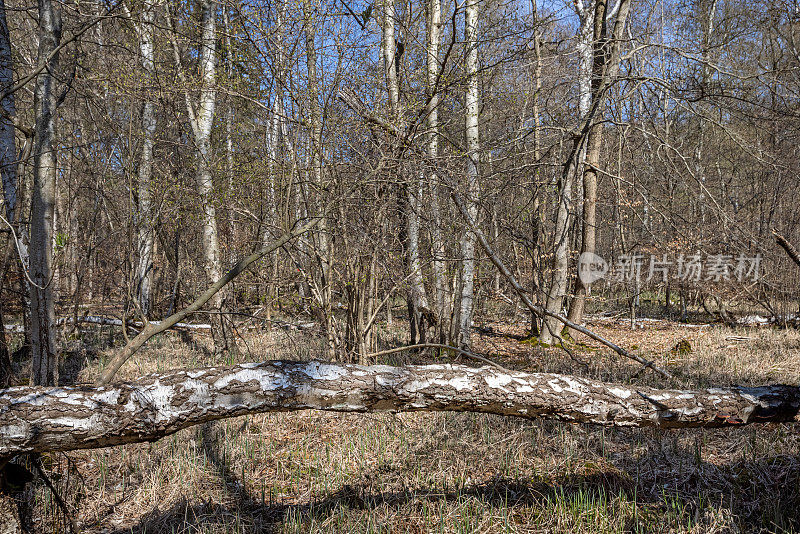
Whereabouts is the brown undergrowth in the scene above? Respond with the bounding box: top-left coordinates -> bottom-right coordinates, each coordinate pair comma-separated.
24,319 -> 800,533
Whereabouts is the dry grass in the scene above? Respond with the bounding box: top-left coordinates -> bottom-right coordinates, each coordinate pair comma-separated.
23,318 -> 800,533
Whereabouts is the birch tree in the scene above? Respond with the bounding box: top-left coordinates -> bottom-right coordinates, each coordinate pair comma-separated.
540,0 -> 596,344
427,0 -> 450,343
134,0 -> 157,318
169,0 -> 235,356
29,0 -> 62,386
457,0 -> 480,349
381,0 -> 431,345
5,360 -> 800,459
301,0 -> 336,358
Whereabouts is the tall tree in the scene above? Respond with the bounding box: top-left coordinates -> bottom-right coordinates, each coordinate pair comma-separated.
568,0 -> 632,326
457,0 -> 480,349
540,0 -> 597,344
30,0 -> 62,386
427,0 -> 450,343
169,0 -> 235,355
134,0 -> 157,318
302,0 -> 336,358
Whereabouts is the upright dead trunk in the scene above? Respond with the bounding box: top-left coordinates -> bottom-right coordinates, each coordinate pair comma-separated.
457,0 -> 480,349
301,0 -> 336,358
29,0 -> 61,386
135,0 -> 156,318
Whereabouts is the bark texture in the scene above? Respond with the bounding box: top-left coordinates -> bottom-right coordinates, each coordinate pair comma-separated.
302,0 -> 335,358
30,0 -> 62,386
426,0 -> 448,342
458,0 -> 480,349
0,1 -> 16,221
774,230 -> 800,269
135,0 -> 156,318
2,359 -> 800,457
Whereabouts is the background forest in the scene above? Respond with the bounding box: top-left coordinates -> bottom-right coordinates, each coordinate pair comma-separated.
1,0 -> 800,531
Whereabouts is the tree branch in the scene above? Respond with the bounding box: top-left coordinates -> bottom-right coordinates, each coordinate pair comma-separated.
96,218 -> 322,385
449,189 -> 674,378
774,229 -> 800,269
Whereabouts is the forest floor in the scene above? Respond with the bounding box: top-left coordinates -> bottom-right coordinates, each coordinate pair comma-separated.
24,311 -> 800,533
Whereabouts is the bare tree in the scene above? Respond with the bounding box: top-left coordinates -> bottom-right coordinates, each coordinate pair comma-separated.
169,0 -> 235,355
568,0 -> 631,326
457,0 -> 481,349
29,0 -> 62,386
302,0 -> 336,358
133,0 -> 157,318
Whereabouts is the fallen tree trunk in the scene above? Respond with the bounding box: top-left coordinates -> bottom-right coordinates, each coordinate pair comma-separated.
1,360 -> 798,456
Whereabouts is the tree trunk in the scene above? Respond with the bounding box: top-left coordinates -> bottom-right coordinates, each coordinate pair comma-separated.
458,0 -> 480,350
427,0 -> 449,343
380,0 -> 429,345
173,0 -> 234,356
0,1 -> 16,222
568,0 -> 605,327
302,0 -> 336,359
0,2 -> 17,386
30,0 -> 62,386
135,0 -> 156,318
4,359 -> 800,457
540,156 -> 574,345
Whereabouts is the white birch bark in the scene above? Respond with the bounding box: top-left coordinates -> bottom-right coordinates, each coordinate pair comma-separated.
381,0 -> 429,343
29,0 -> 61,386
301,0 -> 336,358
4,360 -> 800,457
135,0 -> 156,318
427,0 -> 449,340
567,0 -> 632,327
458,0 -> 480,349
169,0 -> 231,354
540,0 -> 594,344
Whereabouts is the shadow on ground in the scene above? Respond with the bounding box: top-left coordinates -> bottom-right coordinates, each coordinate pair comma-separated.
102,423 -> 800,534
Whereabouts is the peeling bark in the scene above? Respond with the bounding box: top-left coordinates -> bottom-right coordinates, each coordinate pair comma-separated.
2,360 -> 799,457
